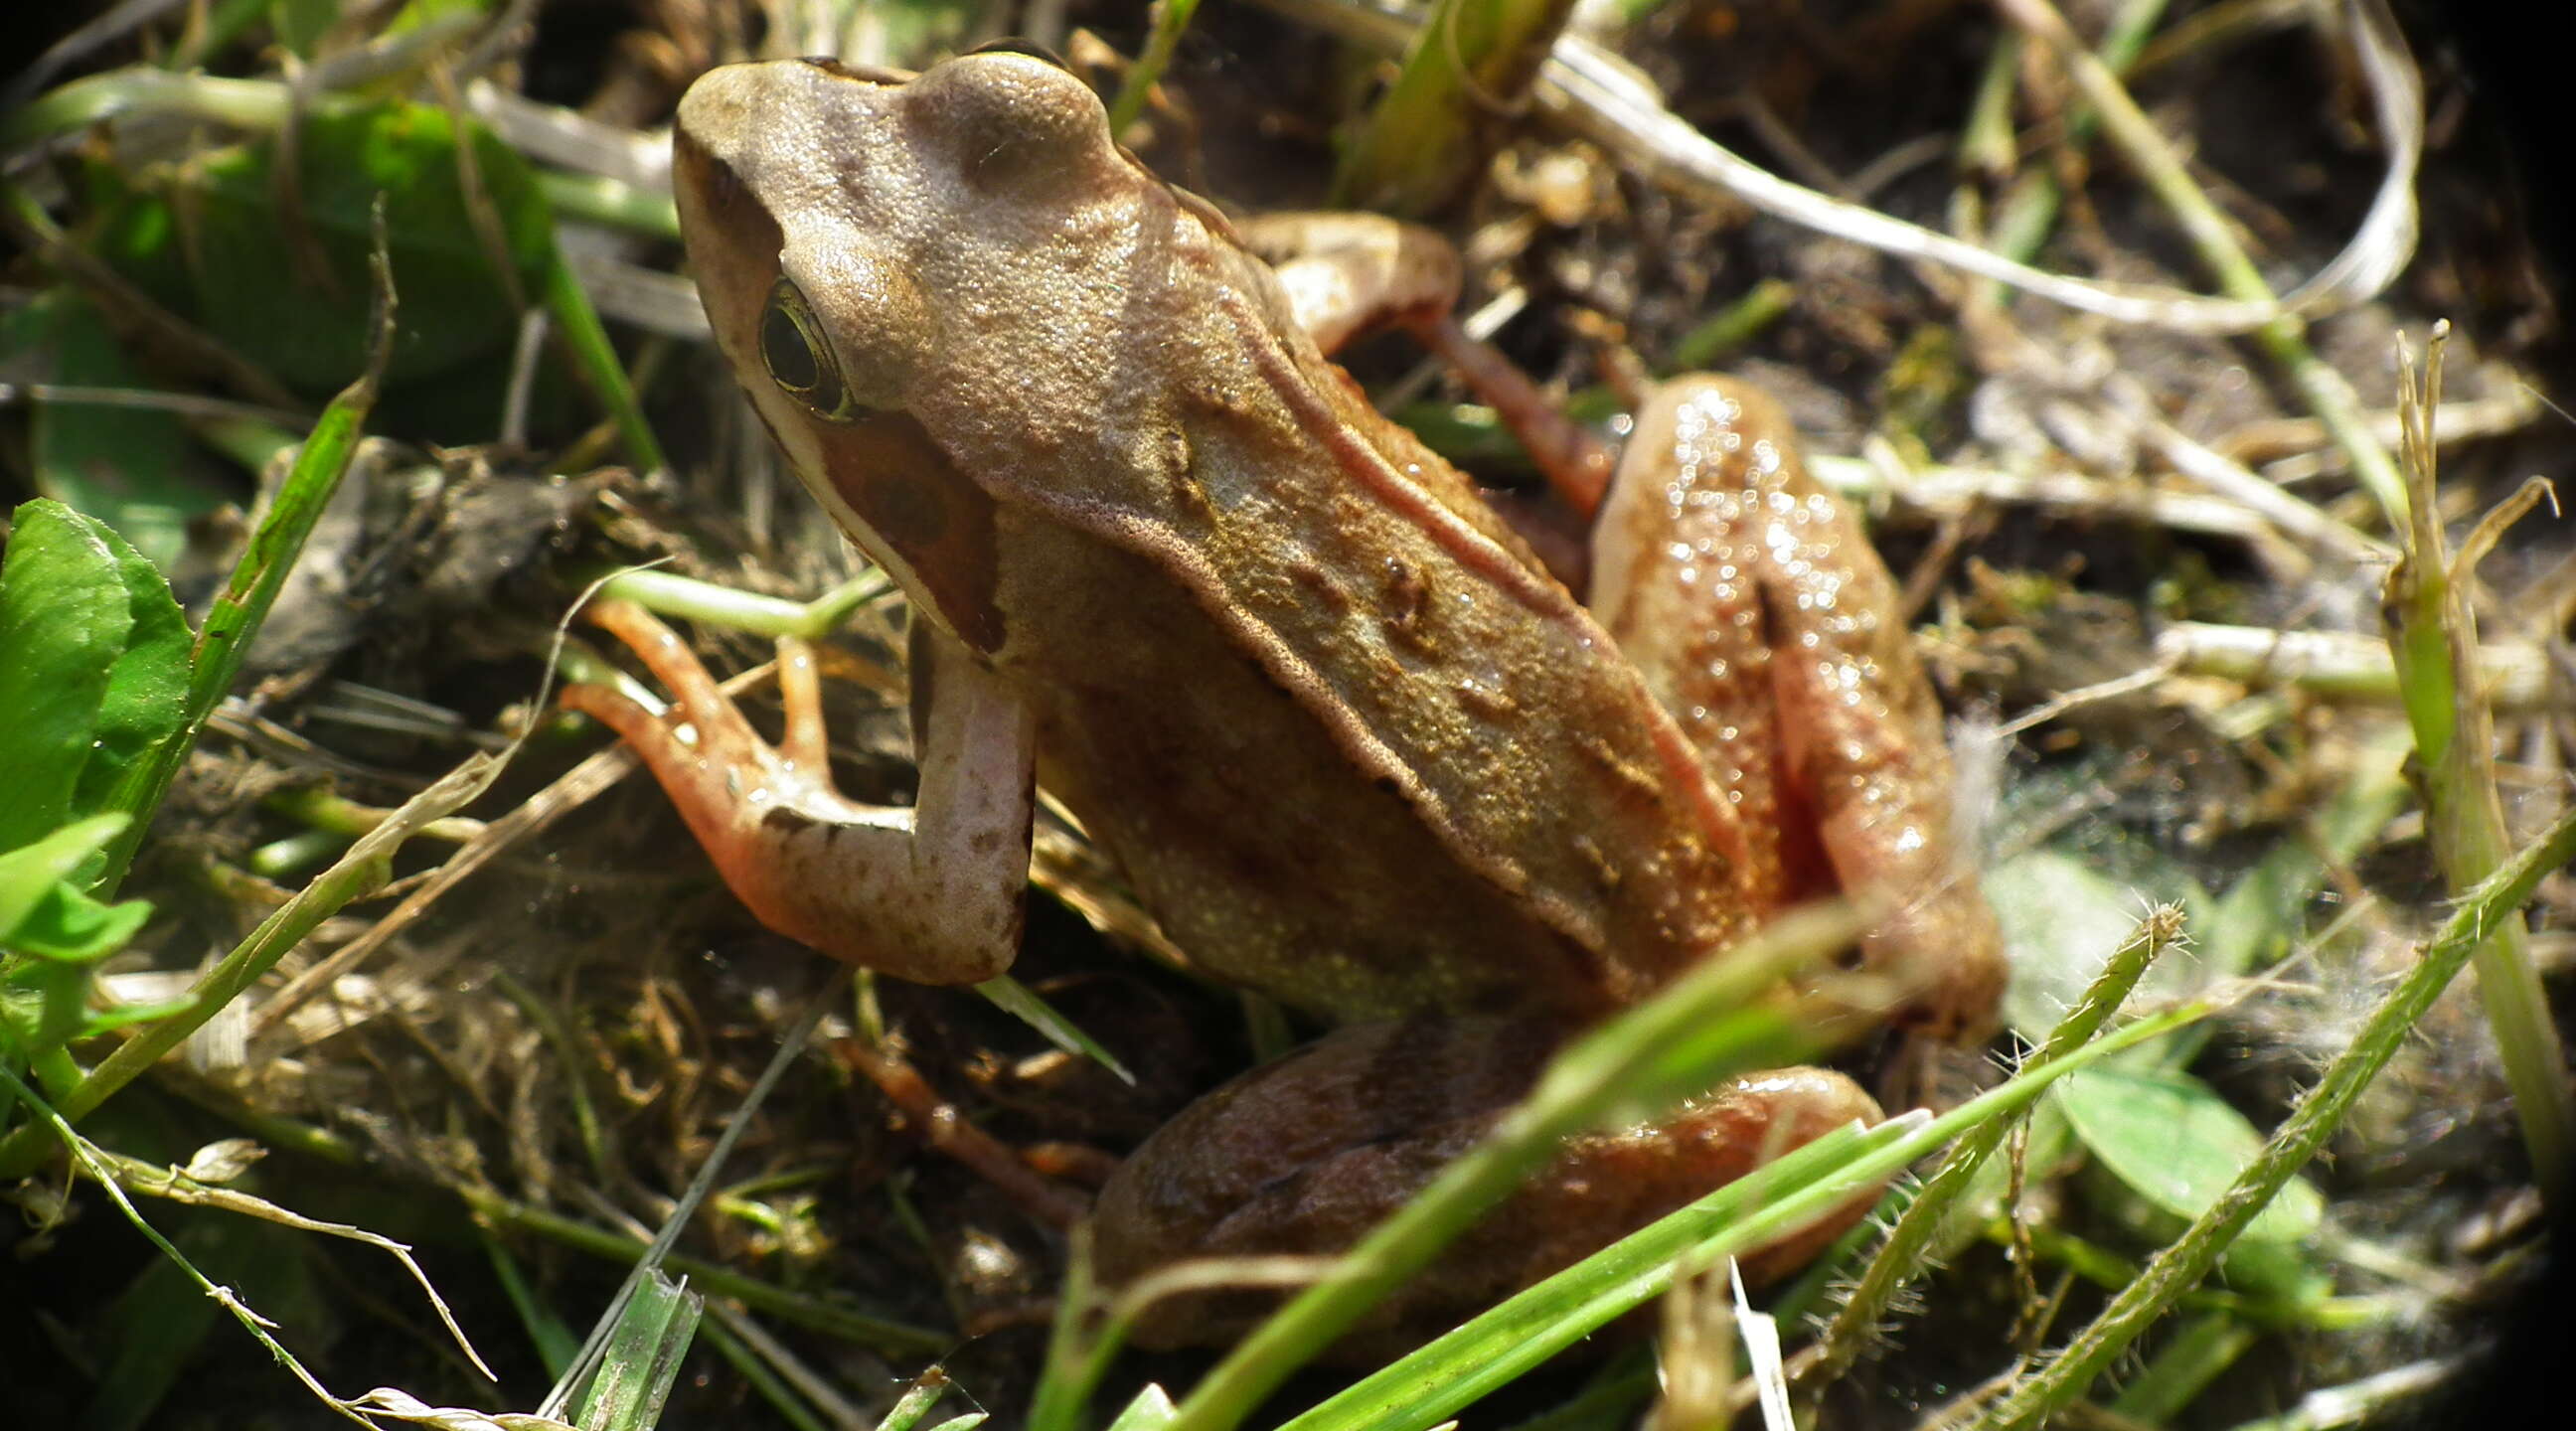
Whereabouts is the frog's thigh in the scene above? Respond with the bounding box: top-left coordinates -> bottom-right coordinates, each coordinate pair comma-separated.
1237,213 -> 1615,518
567,603 -> 1035,984
1236,212 -> 1461,353
1089,1017 -> 1882,1356
1585,377 -> 2002,1034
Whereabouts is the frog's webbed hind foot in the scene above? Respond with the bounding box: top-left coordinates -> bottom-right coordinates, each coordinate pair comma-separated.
563,599 -> 1033,985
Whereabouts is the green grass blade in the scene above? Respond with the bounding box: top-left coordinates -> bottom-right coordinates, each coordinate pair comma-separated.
570,1269 -> 705,1431
1807,903 -> 2182,1389
978,974 -> 1135,1085
1106,0 -> 1206,135
2377,334 -> 2573,1207
0,753 -> 497,1180
545,249 -> 668,475
90,211 -> 399,892
1332,0 -> 1581,216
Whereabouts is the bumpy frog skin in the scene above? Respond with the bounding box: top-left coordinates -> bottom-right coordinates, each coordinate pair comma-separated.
571,50 -> 2003,1353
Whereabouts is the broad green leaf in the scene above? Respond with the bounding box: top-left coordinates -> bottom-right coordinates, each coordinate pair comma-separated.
2052,1066 -> 2324,1247
0,815 -> 146,1054
92,100 -> 555,396
0,957 -> 100,1056
0,866 -> 159,1053
0,503 -> 130,850
69,512 -> 191,820
2,288 -> 216,568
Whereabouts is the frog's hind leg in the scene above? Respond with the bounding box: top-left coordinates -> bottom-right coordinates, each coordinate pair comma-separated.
1088,1017 -> 1883,1357
1584,378 -> 2004,1040
1242,212 -> 1619,531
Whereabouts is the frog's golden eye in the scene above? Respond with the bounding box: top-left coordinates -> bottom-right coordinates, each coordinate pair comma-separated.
758,278 -> 862,422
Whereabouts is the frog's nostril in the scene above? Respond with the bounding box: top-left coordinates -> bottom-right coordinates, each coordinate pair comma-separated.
796,55 -> 908,85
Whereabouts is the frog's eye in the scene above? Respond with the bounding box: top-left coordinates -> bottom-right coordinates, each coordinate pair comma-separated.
758,278 -> 862,422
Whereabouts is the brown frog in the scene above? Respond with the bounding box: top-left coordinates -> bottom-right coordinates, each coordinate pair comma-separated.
571,50 -> 2003,1353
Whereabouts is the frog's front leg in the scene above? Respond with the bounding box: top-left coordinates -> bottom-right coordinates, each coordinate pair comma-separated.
1588,380 -> 2006,1038
564,600 -> 1035,984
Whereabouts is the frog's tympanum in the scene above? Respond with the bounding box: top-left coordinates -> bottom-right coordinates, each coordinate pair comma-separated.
573,51 -> 2005,1355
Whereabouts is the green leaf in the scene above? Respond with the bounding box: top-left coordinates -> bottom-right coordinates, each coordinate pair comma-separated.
73,516 -> 191,822
1,288 -> 219,569
0,508 -> 132,851
1267,1012 -> 2202,1431
0,815 -> 130,940
0,815 -> 148,1055
0,501 -> 188,864
572,1269 -> 704,1431
7,880 -> 154,962
94,100 -> 555,396
1105,1386 -> 1178,1431
91,234 -> 397,892
877,1371 -> 966,1431
2052,1066 -> 2325,1247
0,956 -> 99,1057
64,990 -> 193,1036
976,974 -> 1135,1084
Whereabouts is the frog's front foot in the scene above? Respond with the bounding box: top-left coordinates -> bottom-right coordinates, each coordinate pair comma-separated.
563,599 -> 1035,985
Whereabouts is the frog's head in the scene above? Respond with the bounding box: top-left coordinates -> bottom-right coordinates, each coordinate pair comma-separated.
674,52 -> 1131,415
672,51 -> 1140,652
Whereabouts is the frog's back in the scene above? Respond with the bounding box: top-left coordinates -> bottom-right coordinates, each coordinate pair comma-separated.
972,238 -> 1770,1016
996,517 -> 1745,1023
